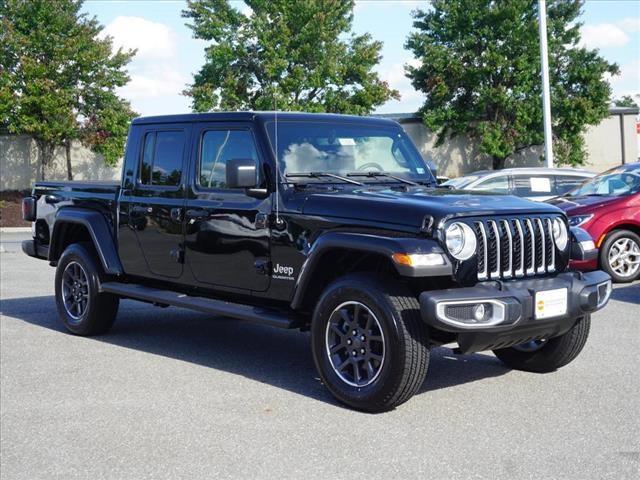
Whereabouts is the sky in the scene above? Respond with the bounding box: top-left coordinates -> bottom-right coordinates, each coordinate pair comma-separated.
82,0 -> 640,117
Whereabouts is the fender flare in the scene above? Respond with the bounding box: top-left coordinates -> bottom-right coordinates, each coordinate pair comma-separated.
290,231 -> 451,310
49,208 -> 123,275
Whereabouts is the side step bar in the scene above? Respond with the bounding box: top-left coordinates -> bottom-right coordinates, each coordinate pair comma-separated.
100,282 -> 297,329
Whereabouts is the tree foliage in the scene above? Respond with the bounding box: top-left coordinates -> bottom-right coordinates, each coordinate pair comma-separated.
406,0 -> 619,169
0,0 -> 136,180
182,0 -> 398,114
613,95 -> 639,108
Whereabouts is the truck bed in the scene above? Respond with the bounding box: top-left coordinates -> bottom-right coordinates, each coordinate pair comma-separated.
32,181 -> 120,232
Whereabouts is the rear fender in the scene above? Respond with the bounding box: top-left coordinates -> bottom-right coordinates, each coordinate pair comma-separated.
49,208 -> 123,275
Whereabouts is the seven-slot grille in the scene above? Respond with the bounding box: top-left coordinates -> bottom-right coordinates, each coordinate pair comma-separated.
472,217 -> 559,280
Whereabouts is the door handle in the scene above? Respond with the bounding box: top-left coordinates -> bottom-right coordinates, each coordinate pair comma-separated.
186,209 -> 209,221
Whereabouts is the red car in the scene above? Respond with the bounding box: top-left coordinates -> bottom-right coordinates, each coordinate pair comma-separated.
548,162 -> 640,283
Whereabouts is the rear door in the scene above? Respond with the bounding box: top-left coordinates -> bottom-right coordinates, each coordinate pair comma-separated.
120,124 -> 190,279
183,122 -> 271,292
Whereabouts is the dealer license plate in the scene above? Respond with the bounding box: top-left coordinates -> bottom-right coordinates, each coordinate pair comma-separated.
535,288 -> 568,319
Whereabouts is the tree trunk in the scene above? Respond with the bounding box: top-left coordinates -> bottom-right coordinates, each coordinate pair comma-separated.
65,141 -> 73,180
36,140 -> 55,181
492,155 -> 505,170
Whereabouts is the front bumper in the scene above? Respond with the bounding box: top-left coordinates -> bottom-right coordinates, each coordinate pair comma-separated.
419,270 -> 611,354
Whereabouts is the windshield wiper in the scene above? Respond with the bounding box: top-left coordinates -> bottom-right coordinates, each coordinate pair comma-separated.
285,172 -> 364,186
346,171 -> 420,186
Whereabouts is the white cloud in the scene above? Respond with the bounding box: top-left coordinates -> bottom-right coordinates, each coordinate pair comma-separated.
618,17 -> 640,32
100,16 -> 176,60
375,59 -> 423,113
99,16 -> 192,116
580,23 -> 630,49
119,68 -> 188,100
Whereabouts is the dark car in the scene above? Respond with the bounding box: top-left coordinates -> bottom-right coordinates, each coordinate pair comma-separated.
548,162 -> 640,283
21,112 -> 611,412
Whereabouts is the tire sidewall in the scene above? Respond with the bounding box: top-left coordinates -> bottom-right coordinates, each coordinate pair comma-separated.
55,243 -> 104,335
311,276 -> 409,409
600,230 -> 640,283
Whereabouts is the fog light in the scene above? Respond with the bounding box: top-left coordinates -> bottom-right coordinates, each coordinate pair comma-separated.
436,300 -> 507,328
473,304 -> 486,321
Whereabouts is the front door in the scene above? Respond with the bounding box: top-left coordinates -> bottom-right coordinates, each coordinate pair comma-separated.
184,123 -> 271,292
121,124 -> 189,279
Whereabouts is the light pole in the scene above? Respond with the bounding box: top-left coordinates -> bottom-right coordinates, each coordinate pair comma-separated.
538,0 -> 553,168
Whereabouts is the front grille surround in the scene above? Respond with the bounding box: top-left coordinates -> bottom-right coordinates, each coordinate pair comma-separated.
447,215 -> 567,282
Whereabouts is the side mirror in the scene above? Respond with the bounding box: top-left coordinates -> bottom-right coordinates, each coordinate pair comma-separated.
226,158 -> 258,189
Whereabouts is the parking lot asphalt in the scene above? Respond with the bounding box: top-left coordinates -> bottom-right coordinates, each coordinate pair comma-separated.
1,231 -> 639,480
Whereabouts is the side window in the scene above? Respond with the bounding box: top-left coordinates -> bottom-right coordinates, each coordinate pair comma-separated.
555,175 -> 586,196
513,176 -> 554,197
199,129 -> 259,189
474,175 -> 509,194
139,130 -> 185,187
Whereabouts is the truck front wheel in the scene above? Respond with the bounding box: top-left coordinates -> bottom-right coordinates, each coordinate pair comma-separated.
55,243 -> 119,336
492,315 -> 591,373
311,274 -> 429,412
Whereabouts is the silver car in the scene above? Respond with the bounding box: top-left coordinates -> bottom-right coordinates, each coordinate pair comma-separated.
442,167 -> 595,201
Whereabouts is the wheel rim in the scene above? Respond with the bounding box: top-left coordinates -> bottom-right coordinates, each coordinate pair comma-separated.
608,237 -> 640,279
325,301 -> 385,388
512,339 -> 547,352
61,261 -> 90,322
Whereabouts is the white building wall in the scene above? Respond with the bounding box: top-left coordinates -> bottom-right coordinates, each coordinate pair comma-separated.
0,135 -> 121,191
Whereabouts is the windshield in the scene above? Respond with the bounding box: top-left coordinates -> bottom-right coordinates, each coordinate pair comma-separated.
565,166 -> 640,197
265,121 -> 434,184
442,175 -> 480,189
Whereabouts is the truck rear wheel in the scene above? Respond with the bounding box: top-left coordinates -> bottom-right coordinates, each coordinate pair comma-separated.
492,315 -> 590,373
54,243 -> 119,336
311,273 -> 429,412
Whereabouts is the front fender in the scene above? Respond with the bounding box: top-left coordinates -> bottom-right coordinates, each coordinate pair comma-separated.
50,208 -> 123,275
290,231 -> 452,309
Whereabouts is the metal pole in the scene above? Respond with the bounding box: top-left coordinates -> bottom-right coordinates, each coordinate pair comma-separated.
538,0 -> 553,168
619,113 -> 626,165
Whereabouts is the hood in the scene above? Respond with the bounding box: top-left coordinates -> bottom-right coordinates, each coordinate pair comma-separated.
299,187 -> 561,228
546,194 -> 624,215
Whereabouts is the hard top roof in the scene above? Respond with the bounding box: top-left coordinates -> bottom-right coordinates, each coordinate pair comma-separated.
132,111 -> 399,127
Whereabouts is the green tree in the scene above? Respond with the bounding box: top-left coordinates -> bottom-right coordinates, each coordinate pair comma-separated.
0,0 -> 136,180
406,0 -> 619,169
182,0 -> 398,114
613,95 -> 639,108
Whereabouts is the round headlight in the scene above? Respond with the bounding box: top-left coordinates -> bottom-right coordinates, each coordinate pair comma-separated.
445,222 -> 477,260
552,218 -> 568,251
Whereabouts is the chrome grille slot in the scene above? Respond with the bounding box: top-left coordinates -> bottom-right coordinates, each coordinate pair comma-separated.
546,218 -> 555,272
468,216 -> 559,281
475,222 -> 488,280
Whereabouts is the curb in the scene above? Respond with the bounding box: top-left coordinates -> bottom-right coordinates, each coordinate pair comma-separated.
0,227 -> 32,233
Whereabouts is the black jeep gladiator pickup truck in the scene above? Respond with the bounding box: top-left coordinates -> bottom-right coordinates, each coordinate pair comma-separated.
22,112 -> 612,412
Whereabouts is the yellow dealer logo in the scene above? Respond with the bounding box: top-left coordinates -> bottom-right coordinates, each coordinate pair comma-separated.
537,300 -> 545,311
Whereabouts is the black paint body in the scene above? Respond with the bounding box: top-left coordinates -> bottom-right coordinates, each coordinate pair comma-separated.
29,112 -> 574,318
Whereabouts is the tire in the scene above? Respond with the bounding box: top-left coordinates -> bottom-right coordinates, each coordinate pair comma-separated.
311,273 -> 429,412
54,242 -> 119,335
599,229 -> 640,283
492,315 -> 590,373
